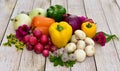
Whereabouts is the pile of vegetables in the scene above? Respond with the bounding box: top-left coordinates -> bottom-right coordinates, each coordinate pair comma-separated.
3,4 -> 118,68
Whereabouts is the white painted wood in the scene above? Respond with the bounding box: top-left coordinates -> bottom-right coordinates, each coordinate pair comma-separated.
116,0 -> 120,8
72,57 -> 96,71
17,0 -> 49,71
84,0 -> 120,71
68,0 -> 86,16
32,0 -> 50,9
51,0 -> 67,9
19,50 -> 45,71
0,0 -> 34,71
100,0 -> 120,68
68,0 -> 96,71
0,45 -> 22,71
0,0 -> 17,44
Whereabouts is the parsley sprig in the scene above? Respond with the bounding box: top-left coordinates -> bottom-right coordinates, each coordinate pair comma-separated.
3,34 -> 25,51
49,53 -> 76,67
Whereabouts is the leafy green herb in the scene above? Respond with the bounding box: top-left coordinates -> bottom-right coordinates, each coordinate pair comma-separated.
15,42 -> 25,51
96,32 -> 119,43
3,34 -> 25,51
103,32 -> 119,42
64,60 -> 76,67
106,35 -> 119,42
49,54 -> 76,67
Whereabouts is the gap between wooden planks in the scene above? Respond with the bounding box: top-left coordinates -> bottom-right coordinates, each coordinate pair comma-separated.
0,0 -> 17,45
0,0 -> 35,71
99,0 -> 120,61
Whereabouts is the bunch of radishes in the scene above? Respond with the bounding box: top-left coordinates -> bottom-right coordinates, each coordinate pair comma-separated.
23,29 -> 58,57
65,30 -> 95,62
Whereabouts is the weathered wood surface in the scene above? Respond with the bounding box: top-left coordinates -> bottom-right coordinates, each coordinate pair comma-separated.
0,0 -> 120,71
0,0 -> 17,44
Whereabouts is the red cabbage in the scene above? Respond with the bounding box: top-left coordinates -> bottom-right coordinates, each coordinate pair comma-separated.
63,14 -> 83,33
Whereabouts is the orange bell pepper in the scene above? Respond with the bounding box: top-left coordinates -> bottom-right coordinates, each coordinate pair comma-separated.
32,16 -> 55,35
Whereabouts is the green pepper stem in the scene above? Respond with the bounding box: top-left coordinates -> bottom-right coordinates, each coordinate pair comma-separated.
86,23 -> 92,28
56,25 -> 64,31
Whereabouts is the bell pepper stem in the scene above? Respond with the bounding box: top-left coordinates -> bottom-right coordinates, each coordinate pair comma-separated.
56,25 -> 64,31
86,23 -> 92,28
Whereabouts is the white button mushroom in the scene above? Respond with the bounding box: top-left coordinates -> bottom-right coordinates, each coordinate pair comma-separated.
75,35 -> 80,40
75,30 -> 86,40
65,43 -> 76,53
85,45 -> 95,56
85,37 -> 95,46
77,40 -> 86,50
71,35 -> 78,43
74,49 -> 86,62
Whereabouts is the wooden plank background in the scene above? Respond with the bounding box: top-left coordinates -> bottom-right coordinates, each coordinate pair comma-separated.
0,0 -> 120,71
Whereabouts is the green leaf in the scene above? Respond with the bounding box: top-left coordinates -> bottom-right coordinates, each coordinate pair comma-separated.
3,34 -> 25,51
3,42 -> 8,46
106,35 -> 119,43
64,60 -> 76,67
15,42 -> 25,51
57,58 -> 64,66
69,61 -> 76,67
3,42 -> 12,47
64,62 -> 69,67
103,32 -> 110,36
49,55 -> 55,62
54,60 -> 59,66
49,53 -> 76,67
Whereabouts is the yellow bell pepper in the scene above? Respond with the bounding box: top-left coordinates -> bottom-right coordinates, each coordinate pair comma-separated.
49,21 -> 72,48
81,22 -> 96,38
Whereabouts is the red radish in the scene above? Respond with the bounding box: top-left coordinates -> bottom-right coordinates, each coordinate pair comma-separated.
34,43 -> 44,54
50,45 -> 58,52
26,43 -> 34,51
33,29 -> 42,38
48,40 -> 53,46
40,35 -> 49,45
29,36 -> 37,45
23,35 -> 31,43
42,49 -> 49,57
44,45 -> 51,51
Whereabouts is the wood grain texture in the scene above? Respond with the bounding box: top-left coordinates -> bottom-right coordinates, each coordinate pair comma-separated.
46,57 -> 70,71
0,0 -> 35,71
68,0 -> 85,16
0,0 -> 17,44
68,0 -> 96,71
116,0 -> 120,9
51,0 -> 67,8
100,0 -> 120,66
84,0 -> 120,71
45,0 -> 70,71
33,0 -> 50,9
